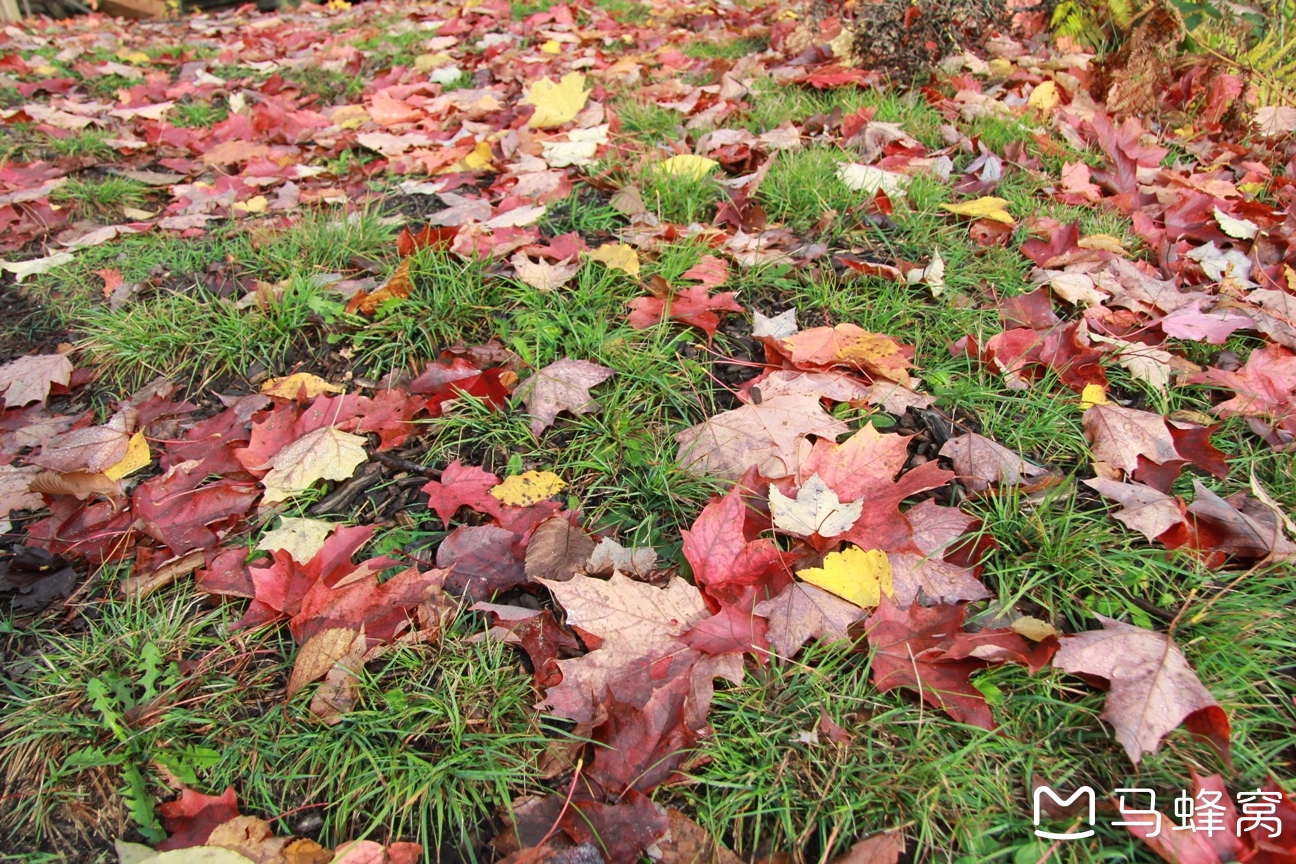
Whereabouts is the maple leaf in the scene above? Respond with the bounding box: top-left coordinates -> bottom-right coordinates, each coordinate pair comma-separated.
525,516 -> 595,582
491,470 -> 567,507
586,537 -> 657,579
658,154 -> 718,180
420,460 -> 504,526
510,252 -> 582,291
256,517 -> 338,564
1083,403 -> 1228,492
779,324 -> 914,386
28,414 -> 132,474
939,432 -> 1053,495
259,427 -> 368,505
473,603 -> 582,689
436,524 -> 528,600
942,196 -> 1014,224
260,373 -> 343,400
156,786 -> 241,850
1084,477 -> 1189,543
675,394 -> 850,480
0,464 -> 45,513
523,72 -> 590,128
682,482 -> 789,608
538,572 -> 710,722
753,581 -> 867,657
0,354 -> 72,408
628,284 -> 745,340
1187,480 -> 1296,562
794,423 -> 954,553
1191,344 -> 1296,424
588,242 -> 640,276
864,599 -> 997,729
1052,615 -> 1230,765
516,358 -> 614,435
796,546 -> 893,608
768,473 -> 863,538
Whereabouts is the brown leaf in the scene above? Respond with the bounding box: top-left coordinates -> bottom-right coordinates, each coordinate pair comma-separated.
511,253 -> 582,292
939,432 -> 1053,495
1,464 -> 48,511
1084,477 -> 1187,542
516,358 -> 614,436
753,581 -> 867,657
525,516 -> 596,582
538,572 -> 710,722
0,353 -> 73,408
829,831 -> 905,864
657,809 -> 743,864
675,395 -> 850,480
585,537 -> 657,578
1052,615 -> 1230,764
121,549 -> 205,599
349,258 -> 414,316
308,632 -> 370,725
28,469 -> 122,501
288,627 -> 363,700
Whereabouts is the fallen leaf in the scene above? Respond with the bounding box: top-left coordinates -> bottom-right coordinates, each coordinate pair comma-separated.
256,517 -> 339,564
837,163 -> 910,196
259,427 -> 369,505
287,626 -> 361,700
0,252 -> 76,282
675,394 -> 850,480
1083,403 -> 1227,492
538,572 -> 710,722
938,432 -> 1052,494
829,830 -> 905,864
753,581 -> 867,657
585,537 -> 657,578
515,358 -> 614,435
510,253 -> 582,292
0,354 -> 73,408
1213,206 -> 1257,240
490,471 -> 566,507
1083,477 -> 1187,542
658,154 -> 719,181
628,284 -> 745,339
523,72 -> 590,128
768,472 -> 863,537
588,242 -> 640,276
1052,615 -> 1230,764
942,196 -> 1014,224
421,460 -> 504,525
349,259 -> 414,316
656,809 -> 743,864
0,464 -> 47,512
156,787 -> 241,850
779,324 -> 914,386
103,432 -> 150,481
261,374 -> 344,400
796,546 -> 893,608
524,516 -> 595,582
1027,79 -> 1059,112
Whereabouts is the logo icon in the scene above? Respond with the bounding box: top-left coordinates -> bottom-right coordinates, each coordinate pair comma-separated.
1034,786 -> 1097,839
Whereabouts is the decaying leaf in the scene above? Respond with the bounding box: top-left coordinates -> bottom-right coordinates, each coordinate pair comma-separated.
0,354 -> 73,408
259,427 -> 369,505
768,473 -> 863,538
516,358 -> 614,435
490,471 -> 567,507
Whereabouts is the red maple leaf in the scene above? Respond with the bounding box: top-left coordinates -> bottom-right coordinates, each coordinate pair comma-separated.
627,285 -> 746,340
420,460 -> 505,526
156,786 -> 240,850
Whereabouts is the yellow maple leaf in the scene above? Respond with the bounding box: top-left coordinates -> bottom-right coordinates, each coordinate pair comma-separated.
588,243 -> 640,277
942,196 -> 1014,224
658,154 -> 719,181
261,427 -> 368,505
1028,80 -> 1059,112
332,105 -> 370,130
1077,234 -> 1127,253
1079,383 -> 1110,408
464,140 -> 494,170
261,373 -> 344,400
490,471 -> 566,507
796,546 -> 893,609
104,432 -> 150,481
523,73 -> 590,129
541,40 -> 562,54
233,195 -> 269,215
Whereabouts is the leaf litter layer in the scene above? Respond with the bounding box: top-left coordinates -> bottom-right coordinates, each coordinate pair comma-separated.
1,0 -> 1296,862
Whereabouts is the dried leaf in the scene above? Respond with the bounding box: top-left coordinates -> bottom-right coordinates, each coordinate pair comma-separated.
769,473 -> 863,538
260,427 -> 369,505
490,471 -> 566,507
516,358 -> 614,435
0,354 -> 73,408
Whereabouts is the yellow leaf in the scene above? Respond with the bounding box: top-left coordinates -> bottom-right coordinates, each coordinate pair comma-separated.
34,65 -> 60,76
1239,181 -> 1266,197
1079,383 -> 1110,408
257,516 -> 338,564
464,140 -> 494,170
1011,616 -> 1059,641
332,105 -> 370,130
414,52 -> 453,72
116,49 -> 151,65
103,432 -> 150,482
942,196 -> 1014,224
232,195 -> 268,215
261,373 -> 344,400
1077,234 -> 1127,253
523,72 -> 590,129
261,427 -> 368,505
541,40 -> 562,54
1028,80 -> 1059,112
796,546 -> 893,609
490,470 -> 566,507
588,242 -> 640,277
988,58 -> 1013,78
658,154 -> 719,181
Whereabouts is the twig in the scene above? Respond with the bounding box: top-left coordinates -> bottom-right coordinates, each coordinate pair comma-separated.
371,450 -> 440,477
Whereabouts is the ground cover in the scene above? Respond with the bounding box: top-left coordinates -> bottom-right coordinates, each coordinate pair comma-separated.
1,1 -> 1295,863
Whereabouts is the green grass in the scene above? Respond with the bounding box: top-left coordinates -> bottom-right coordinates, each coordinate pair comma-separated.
169,101 -> 228,129
0,576 -> 546,858
50,177 -> 150,215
